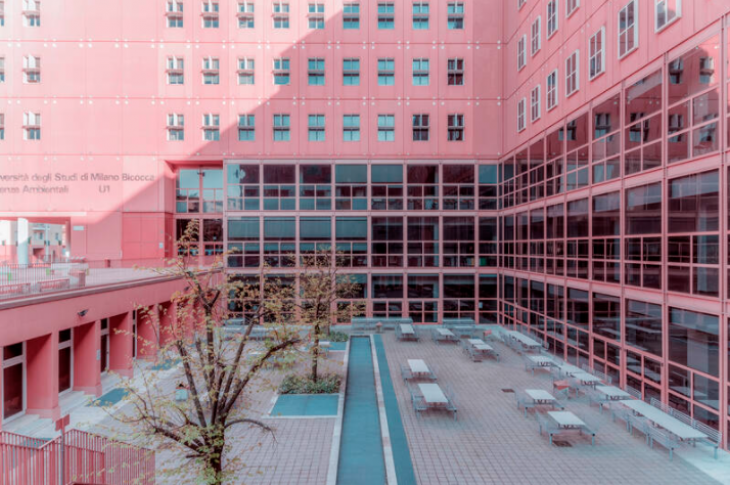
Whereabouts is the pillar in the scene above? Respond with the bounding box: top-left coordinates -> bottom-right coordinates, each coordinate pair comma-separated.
159,301 -> 175,347
137,305 -> 159,361
17,218 -> 29,265
73,321 -> 102,396
109,312 -> 134,377
25,333 -> 61,420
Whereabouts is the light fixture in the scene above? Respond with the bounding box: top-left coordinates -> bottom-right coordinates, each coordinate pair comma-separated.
77,309 -> 89,317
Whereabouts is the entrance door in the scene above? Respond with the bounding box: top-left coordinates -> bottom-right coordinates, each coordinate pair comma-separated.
2,342 -> 25,420
100,319 -> 110,373
58,329 -> 73,394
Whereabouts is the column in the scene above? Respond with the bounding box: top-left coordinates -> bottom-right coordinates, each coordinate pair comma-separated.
73,321 -> 102,396
25,332 -> 60,420
137,305 -> 159,361
109,312 -> 134,377
159,301 -> 176,347
17,218 -> 29,265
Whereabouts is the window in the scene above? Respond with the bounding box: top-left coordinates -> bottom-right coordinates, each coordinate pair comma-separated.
300,165 -> 331,210
517,35 -> 527,70
202,57 -> 220,85
412,58 -> 429,86
264,218 -> 295,267
444,218 -> 475,267
22,55 -> 40,84
407,274 -> 439,321
308,114 -> 325,141
166,0 -> 184,28
58,329 -> 72,393
343,114 -> 360,142
531,17 -> 541,56
273,114 -> 290,141
546,70 -> 558,110
335,165 -> 367,210
412,114 -> 429,141
202,113 -> 220,141
273,1 -> 289,28
23,112 -> 40,140
447,2 -> 464,29
3,342 -> 26,419
547,0 -> 558,38
0,58 -> 4,83
201,1 -> 219,28
530,85 -> 541,122
372,165 -> 403,210
447,58 -> 464,85
656,0 -> 681,32
448,114 -> 464,141
343,58 -> 360,85
517,98 -> 526,132
518,0 -> 526,8
227,218 -> 260,267
167,113 -> 185,141
237,58 -> 255,85
176,169 -> 223,214
343,2 -> 360,29
22,0 -> 40,27
618,0 -> 638,59
237,1 -> 254,28
407,166 -> 439,210
273,57 -> 290,85
625,183 -> 662,289
238,115 -> 255,141
308,58 -> 325,85
378,58 -> 395,86
565,50 -> 579,96
413,2 -> 429,29
0,114 -> 4,140
167,56 -> 184,85
589,27 -> 605,80
263,166 -> 295,210
372,217 -> 403,267
378,115 -> 395,141
226,164 -> 260,211
308,2 -> 324,29
336,217 -> 367,266
378,2 -> 394,29
566,0 -> 578,17
443,164 -> 475,210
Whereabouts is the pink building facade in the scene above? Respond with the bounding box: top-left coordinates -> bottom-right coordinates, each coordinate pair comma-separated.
1,0 -> 730,448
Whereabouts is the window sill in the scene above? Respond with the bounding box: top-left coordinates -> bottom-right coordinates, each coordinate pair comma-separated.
655,16 -> 681,34
618,46 -> 638,61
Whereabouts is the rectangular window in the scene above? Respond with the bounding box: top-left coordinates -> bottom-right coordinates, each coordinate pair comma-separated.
378,2 -> 394,29
202,113 -> 220,141
201,1 -> 219,28
22,55 -> 40,84
335,165 -> 367,210
167,56 -> 184,85
166,0 -> 183,28
273,114 -> 290,141
565,50 -> 579,96
378,114 -> 395,141
237,57 -> 255,85
343,114 -> 360,141
273,1 -> 289,28
299,165 -> 332,210
308,114 -> 325,141
343,2 -> 360,29
237,1 -> 254,28
447,2 -> 464,29
167,113 -> 185,141
0,58 -> 4,83
656,0 -> 681,32
202,57 -> 220,85
531,17 -> 541,56
273,57 -> 290,85
447,114 -> 464,141
547,0 -> 558,38
308,2 -> 324,29
412,58 -> 429,86
343,58 -> 360,86
0,114 -> 4,140
589,27 -> 605,80
546,69 -> 558,110
238,114 -> 255,141
618,0 -> 638,59
22,0 -> 40,27
308,58 -> 325,85
517,35 -> 526,70
447,58 -> 464,85
412,2 -> 429,29
566,0 -> 578,17
23,112 -> 41,140
412,114 -> 430,141
517,98 -> 526,132
378,58 -> 395,86
530,85 -> 541,122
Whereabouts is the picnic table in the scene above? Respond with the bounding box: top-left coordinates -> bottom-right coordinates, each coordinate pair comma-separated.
432,327 -> 458,344
411,383 -> 458,420
517,389 -> 564,417
572,372 -> 602,387
401,359 -> 436,381
589,385 -> 631,413
396,323 -> 419,341
539,411 -> 596,446
620,400 -> 708,442
464,338 -> 500,362
555,362 -> 583,377
524,355 -> 555,374
505,331 -> 543,353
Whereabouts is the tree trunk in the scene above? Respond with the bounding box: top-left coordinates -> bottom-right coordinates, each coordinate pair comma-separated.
206,448 -> 224,485
312,324 -> 320,383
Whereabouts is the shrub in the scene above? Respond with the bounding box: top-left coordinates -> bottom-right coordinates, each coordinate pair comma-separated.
323,331 -> 349,342
279,373 -> 341,394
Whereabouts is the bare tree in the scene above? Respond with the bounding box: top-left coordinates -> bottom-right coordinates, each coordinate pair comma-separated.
112,221 -> 301,484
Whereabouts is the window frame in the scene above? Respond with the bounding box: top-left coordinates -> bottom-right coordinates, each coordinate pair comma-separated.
565,49 -> 579,97
517,35 -> 527,71
530,85 -> 541,122
618,0 -> 639,60
588,26 -> 606,81
531,17 -> 541,56
546,69 -> 559,111
655,0 -> 681,33
517,98 -> 526,132
546,0 -> 558,39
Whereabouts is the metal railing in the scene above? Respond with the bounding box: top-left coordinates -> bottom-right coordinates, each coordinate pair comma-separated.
0,429 -> 155,485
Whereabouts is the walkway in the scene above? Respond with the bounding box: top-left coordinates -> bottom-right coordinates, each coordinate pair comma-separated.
336,336 -> 386,485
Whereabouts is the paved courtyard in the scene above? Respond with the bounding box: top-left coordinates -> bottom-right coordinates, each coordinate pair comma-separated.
380,332 -> 720,485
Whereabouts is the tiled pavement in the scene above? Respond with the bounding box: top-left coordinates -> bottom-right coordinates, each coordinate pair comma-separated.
380,333 -> 720,485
